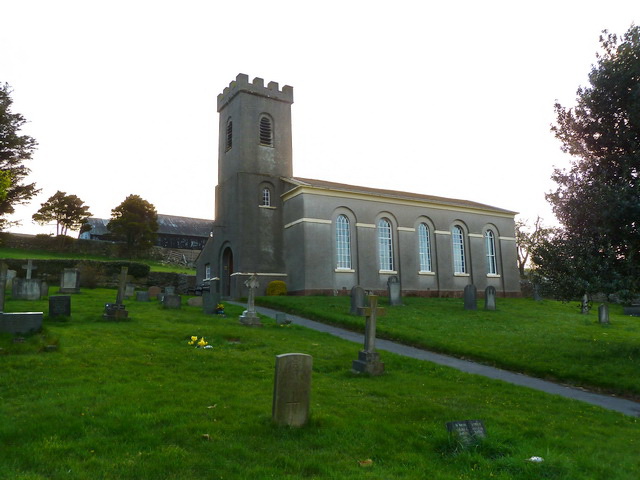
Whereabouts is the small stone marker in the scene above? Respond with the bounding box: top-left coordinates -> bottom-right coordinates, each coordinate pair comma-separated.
148,286 -> 161,299
276,313 -> 290,325
49,296 -> 71,318
446,420 -> 487,446
239,274 -> 262,326
598,304 -> 610,324
387,276 -> 402,306
125,283 -> 135,299
352,295 -> 385,375
350,285 -> 366,315
164,286 -> 176,295
272,353 -> 313,427
463,284 -> 477,310
163,294 -> 182,309
59,268 -> 81,294
484,285 -> 496,310
136,291 -> 150,302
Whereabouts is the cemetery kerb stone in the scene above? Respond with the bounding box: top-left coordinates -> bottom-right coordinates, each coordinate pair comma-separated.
0,262 -> 44,334
239,274 -> 262,326
350,285 -> 366,315
387,276 -> 402,306
272,353 -> 313,427
59,268 -> 81,294
484,285 -> 497,311
463,284 -> 477,310
49,295 -> 71,318
352,295 -> 385,375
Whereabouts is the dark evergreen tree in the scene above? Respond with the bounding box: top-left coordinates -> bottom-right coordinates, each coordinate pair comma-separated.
107,194 -> 158,257
0,83 -> 40,229
537,25 -> 640,303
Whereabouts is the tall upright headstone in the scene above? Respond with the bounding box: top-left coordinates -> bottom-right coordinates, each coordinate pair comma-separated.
350,285 -> 366,315
0,262 -> 7,312
598,304 -> 610,324
59,268 -> 81,294
463,285 -> 477,310
387,276 -> 402,306
352,295 -> 385,375
239,274 -> 262,326
203,278 -> 221,314
484,286 -> 496,311
272,353 -> 313,427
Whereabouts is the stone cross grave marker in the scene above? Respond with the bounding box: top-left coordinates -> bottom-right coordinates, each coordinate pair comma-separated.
350,285 -> 366,315
463,284 -> 477,310
0,261 -> 44,334
446,420 -> 487,446
387,276 -> 402,306
22,259 -> 37,280
104,267 -> 129,320
484,286 -> 496,311
352,295 -> 385,375
272,353 -> 313,427
239,274 -> 262,326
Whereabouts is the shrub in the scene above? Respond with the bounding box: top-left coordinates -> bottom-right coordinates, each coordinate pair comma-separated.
266,280 -> 287,296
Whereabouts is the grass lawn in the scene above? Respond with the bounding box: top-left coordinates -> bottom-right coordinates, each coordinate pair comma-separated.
0,247 -> 195,274
256,296 -> 640,400
1,290 -> 639,479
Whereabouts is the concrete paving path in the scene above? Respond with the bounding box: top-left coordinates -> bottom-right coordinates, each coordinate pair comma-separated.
247,304 -> 640,418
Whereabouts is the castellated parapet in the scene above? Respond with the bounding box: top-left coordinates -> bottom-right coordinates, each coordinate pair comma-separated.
217,73 -> 294,112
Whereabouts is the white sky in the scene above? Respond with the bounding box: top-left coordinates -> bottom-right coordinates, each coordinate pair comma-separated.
2,0 -> 638,235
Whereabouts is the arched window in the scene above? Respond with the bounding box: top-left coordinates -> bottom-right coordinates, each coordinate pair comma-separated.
259,114 -> 273,146
418,223 -> 432,272
378,218 -> 394,271
262,187 -> 271,206
485,230 -> 497,275
225,119 -> 232,151
452,225 -> 466,274
335,215 -> 351,269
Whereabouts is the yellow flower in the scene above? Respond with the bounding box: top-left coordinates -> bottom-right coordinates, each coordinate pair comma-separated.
191,336 -> 198,342
198,337 -> 208,347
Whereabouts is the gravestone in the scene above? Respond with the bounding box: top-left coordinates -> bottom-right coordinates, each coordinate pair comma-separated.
350,285 -> 366,315
125,284 -> 135,299
136,291 -> 150,302
203,278 -> 221,314
352,295 -> 385,375
22,259 -> 37,279
12,278 -> 43,300
533,283 -> 543,301
148,286 -> 161,299
272,353 -> 313,427
598,304 -> 610,324
484,286 -> 496,311
623,304 -> 640,316
239,274 -> 262,326
104,267 -> 129,320
387,276 -> 402,306
187,296 -> 203,307
446,420 -> 487,446
276,313 -> 290,325
49,296 -> 71,318
164,286 -> 176,295
6,270 -> 16,290
163,294 -> 182,309
463,285 -> 477,310
0,262 -> 44,334
59,268 -> 81,294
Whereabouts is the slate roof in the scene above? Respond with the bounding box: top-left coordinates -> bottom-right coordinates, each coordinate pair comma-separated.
82,215 -> 213,237
283,177 -> 517,215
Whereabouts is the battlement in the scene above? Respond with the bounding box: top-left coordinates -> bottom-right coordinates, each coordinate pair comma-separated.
217,74 -> 294,112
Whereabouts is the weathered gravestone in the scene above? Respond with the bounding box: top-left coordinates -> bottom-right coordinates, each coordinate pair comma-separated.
136,291 -> 150,302
350,285 -> 366,315
203,279 -> 221,314
533,283 -> 543,301
164,286 -> 176,295
598,304 -> 610,324
623,304 -> 640,316
148,286 -> 162,299
484,286 -> 496,311
163,294 -> 182,309
387,276 -> 403,306
12,260 -> 43,300
0,262 -> 44,334
104,267 -> 129,320
125,284 -> 135,299
59,268 -> 81,294
239,274 -> 262,326
352,295 -> 385,375
49,296 -> 71,318
446,420 -> 487,446
272,353 -> 313,427
463,284 -> 477,310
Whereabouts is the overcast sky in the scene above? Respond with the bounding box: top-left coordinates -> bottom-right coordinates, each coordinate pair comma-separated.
2,0 -> 638,235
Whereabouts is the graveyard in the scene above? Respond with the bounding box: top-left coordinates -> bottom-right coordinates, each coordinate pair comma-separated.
1,285 -> 639,479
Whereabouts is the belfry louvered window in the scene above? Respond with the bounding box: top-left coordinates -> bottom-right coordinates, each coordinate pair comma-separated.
259,115 -> 273,146
225,119 -> 232,151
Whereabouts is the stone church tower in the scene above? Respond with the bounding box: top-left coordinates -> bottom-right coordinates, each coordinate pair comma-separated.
204,74 -> 294,297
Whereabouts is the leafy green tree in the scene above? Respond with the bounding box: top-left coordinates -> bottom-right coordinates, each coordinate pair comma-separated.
538,25 -> 640,304
107,194 -> 158,257
0,83 -> 40,229
32,190 -> 92,236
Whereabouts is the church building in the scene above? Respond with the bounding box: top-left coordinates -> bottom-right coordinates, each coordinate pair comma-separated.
196,74 -> 521,299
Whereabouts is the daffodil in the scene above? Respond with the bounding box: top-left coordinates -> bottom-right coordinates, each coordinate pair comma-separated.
191,336 -> 198,342
198,337 -> 208,347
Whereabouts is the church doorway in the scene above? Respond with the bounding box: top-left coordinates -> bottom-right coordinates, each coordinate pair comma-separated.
222,247 -> 234,298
